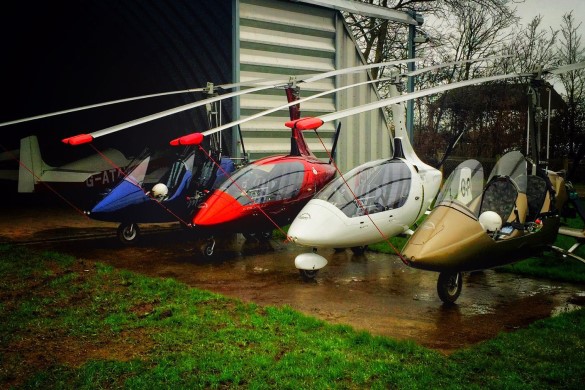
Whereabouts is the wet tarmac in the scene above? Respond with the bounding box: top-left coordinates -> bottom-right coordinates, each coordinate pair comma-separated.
2,204 -> 585,354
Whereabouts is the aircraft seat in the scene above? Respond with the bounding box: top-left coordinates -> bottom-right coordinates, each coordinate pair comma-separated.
526,175 -> 548,221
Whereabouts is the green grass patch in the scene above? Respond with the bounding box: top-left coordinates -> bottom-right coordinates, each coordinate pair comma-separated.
497,215 -> 585,282
1,245 -> 584,389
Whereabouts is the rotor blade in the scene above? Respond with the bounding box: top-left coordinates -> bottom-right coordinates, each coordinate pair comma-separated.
404,54 -> 513,78
0,78 -> 292,128
0,88 -> 211,128
4,59 -> 420,129
199,55 -> 512,137
64,58 -> 419,143
315,60 -> 585,127
300,58 -> 419,83
201,76 -> 394,137
546,61 -> 585,75
319,72 -> 525,124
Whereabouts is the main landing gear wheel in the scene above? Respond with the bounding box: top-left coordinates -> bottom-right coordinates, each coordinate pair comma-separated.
350,245 -> 368,255
299,269 -> 318,281
117,223 -> 140,244
243,231 -> 273,241
437,272 -> 462,304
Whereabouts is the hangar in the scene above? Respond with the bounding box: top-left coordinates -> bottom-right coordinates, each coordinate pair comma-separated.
0,0 -> 416,191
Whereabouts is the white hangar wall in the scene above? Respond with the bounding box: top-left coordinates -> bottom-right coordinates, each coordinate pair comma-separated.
236,0 -> 393,172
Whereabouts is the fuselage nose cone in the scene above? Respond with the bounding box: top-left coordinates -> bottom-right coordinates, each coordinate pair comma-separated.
193,190 -> 241,226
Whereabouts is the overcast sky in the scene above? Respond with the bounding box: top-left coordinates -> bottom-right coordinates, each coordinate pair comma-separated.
513,0 -> 585,36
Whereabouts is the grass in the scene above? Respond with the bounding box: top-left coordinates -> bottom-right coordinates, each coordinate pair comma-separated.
1,244 -> 585,389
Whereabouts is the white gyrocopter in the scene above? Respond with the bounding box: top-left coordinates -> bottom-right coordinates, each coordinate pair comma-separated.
287,60 -> 585,280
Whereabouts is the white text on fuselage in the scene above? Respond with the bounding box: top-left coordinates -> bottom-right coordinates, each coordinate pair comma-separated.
85,169 -> 122,187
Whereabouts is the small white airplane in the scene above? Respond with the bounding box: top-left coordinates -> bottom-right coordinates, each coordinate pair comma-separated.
0,135 -> 131,194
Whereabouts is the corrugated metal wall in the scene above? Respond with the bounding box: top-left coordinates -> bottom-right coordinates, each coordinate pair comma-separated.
333,15 -> 393,171
2,0 -> 391,173
237,0 -> 392,172
2,0 -> 233,163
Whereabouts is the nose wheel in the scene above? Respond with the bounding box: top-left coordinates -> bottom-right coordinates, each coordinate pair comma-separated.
117,223 -> 140,244
299,269 -> 318,281
437,272 -> 462,304
203,237 -> 216,257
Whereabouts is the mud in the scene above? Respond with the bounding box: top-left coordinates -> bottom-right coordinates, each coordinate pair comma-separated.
2,205 -> 585,354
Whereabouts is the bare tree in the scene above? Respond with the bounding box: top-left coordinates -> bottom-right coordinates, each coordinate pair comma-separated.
343,1 -> 584,167
556,12 -> 585,178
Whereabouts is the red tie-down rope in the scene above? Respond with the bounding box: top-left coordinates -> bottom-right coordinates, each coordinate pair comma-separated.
87,144 -> 192,227
195,145 -> 291,240
0,142 -> 90,220
310,131 -> 409,265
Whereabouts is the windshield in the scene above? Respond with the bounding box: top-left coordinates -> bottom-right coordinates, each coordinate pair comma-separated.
123,155 -> 150,188
436,159 -> 484,211
316,159 -> 411,218
220,161 -> 306,205
120,148 -> 195,192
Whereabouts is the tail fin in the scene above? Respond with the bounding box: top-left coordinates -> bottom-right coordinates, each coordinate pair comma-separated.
18,136 -> 52,193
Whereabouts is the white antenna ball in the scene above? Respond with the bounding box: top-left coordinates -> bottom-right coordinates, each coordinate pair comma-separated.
479,211 -> 502,232
152,183 -> 169,200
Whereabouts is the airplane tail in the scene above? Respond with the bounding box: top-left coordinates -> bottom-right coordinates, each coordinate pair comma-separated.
18,135 -> 53,193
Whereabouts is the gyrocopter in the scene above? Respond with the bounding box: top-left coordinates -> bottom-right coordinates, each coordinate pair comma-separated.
57,60 -> 417,246
169,57 -> 510,256
286,61 -> 585,296
3,83 -> 242,243
401,62 -> 585,304
168,59 -> 420,256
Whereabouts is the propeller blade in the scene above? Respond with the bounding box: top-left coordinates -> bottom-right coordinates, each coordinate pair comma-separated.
61,134 -> 94,146
169,132 -> 204,146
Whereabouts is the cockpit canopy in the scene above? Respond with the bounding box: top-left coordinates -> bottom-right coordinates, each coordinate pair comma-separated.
436,151 -> 528,223
316,159 -> 412,218
220,161 -> 305,206
435,159 -> 484,215
124,150 -> 196,199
